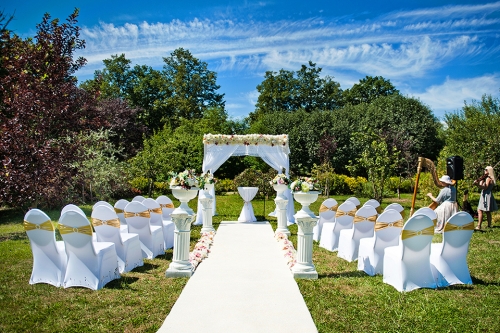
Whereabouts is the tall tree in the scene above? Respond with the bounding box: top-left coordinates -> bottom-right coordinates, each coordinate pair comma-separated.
343,75 -> 399,105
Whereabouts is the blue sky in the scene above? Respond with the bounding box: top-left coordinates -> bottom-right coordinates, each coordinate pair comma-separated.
4,1 -> 500,120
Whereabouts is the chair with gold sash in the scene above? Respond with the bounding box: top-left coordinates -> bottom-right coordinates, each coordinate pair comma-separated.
91,205 -> 143,273
383,214 -> 437,292
156,195 -> 175,222
358,209 -> 404,276
24,209 -> 67,287
59,210 -> 120,290
92,200 -> 114,211
60,204 -> 98,242
124,201 -> 164,259
413,207 -> 438,229
430,211 -> 474,287
363,199 -> 382,214
345,197 -> 361,209
143,198 -> 174,250
132,195 -> 146,202
319,200 -> 357,252
313,198 -> 338,242
114,199 -> 130,233
383,203 -> 405,219
337,205 -> 378,262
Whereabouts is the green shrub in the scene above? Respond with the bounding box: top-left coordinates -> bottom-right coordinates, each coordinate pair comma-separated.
215,178 -> 236,194
129,177 -> 149,194
329,174 -> 351,195
386,177 -> 413,193
345,176 -> 367,195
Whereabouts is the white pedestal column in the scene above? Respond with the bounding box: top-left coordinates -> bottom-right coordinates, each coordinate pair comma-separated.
292,215 -> 318,279
166,207 -> 195,278
199,190 -> 215,234
275,197 -> 290,237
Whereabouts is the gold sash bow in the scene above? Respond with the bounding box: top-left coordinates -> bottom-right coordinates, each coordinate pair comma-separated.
58,224 -> 93,236
353,214 -> 377,223
375,219 -> 404,231
23,220 -> 54,232
91,217 -> 121,228
160,203 -> 175,209
376,206 -> 382,214
443,221 -> 475,232
400,211 -> 406,219
401,225 -> 434,240
114,208 -> 124,214
148,207 -> 163,214
124,211 -> 151,218
336,209 -> 356,217
319,204 -> 338,213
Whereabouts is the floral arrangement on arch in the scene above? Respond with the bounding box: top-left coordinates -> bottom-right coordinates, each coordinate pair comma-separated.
169,169 -> 199,190
198,171 -> 218,190
270,173 -> 291,186
289,177 -> 321,193
189,231 -> 216,270
203,134 -> 288,147
275,232 -> 296,269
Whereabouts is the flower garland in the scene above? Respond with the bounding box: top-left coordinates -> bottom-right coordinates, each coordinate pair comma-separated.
289,177 -> 321,193
189,231 -> 216,270
275,232 -> 297,269
203,134 -> 288,147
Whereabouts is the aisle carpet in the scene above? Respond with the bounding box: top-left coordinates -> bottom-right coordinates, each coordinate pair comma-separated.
158,221 -> 318,333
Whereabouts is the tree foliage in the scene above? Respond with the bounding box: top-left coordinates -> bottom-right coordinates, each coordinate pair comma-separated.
343,75 -> 400,105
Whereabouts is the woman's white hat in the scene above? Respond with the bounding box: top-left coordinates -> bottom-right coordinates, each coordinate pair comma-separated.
439,175 -> 454,185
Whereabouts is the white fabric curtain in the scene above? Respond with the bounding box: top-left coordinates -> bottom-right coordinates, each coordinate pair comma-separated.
202,144 -> 240,173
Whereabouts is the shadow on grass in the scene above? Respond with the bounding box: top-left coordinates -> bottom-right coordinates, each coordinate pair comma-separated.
131,261 -> 161,273
0,207 -> 24,225
471,276 -> 500,286
318,270 -> 368,279
104,275 -> 141,289
0,231 -> 28,242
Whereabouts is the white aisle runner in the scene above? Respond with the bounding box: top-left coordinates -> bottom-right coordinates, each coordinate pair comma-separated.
158,221 -> 318,333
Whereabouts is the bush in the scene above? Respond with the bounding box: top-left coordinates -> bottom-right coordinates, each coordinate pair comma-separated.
329,174 -> 351,195
215,178 -> 236,194
386,177 -> 413,193
345,176 -> 368,195
129,177 -> 149,194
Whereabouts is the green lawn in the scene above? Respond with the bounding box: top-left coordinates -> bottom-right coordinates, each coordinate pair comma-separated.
1,194 -> 499,332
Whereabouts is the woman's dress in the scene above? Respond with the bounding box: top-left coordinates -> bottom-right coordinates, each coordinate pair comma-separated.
478,181 -> 498,212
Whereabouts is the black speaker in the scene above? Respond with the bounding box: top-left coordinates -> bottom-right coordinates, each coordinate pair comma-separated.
446,156 -> 464,180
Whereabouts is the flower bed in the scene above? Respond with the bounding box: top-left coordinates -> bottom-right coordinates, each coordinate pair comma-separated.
189,231 -> 216,270
275,232 -> 297,269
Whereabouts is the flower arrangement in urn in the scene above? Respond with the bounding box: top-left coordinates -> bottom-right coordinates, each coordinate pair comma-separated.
169,169 -> 199,190
198,171 -> 218,190
289,176 -> 321,193
269,172 -> 290,186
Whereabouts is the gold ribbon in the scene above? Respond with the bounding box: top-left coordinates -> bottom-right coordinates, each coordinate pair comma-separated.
376,206 -> 382,214
375,219 -> 404,231
353,214 -> 377,223
443,221 -> 475,232
160,203 -> 175,209
91,217 -> 121,228
114,208 -> 124,214
401,225 -> 435,240
124,211 -> 151,218
148,207 -> 163,214
319,204 -> 338,213
336,209 -> 356,217
400,210 -> 406,219
23,220 -> 54,232
58,224 -> 93,236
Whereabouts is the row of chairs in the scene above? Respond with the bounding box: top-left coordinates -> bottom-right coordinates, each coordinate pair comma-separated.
315,197 -> 474,291
23,196 -> 177,290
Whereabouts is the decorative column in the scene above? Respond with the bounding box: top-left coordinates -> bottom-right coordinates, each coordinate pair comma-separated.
199,190 -> 215,233
204,183 -> 217,216
292,215 -> 318,279
275,197 -> 290,237
166,207 -> 195,278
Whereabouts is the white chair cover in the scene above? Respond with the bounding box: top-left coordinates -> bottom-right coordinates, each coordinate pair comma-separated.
237,187 -> 259,222
91,206 -> 143,273
60,204 -> 98,242
383,214 -> 437,292
24,209 -> 67,287
92,200 -> 114,211
132,195 -> 146,202
114,199 -> 130,233
413,207 -> 438,228
142,198 -> 175,250
430,211 -> 474,287
358,209 -> 403,276
337,205 -> 378,262
363,199 -> 381,214
313,198 -> 338,242
124,201 -> 164,259
345,197 -> 361,209
384,203 -> 406,219
59,210 -> 120,290
319,200 -> 357,252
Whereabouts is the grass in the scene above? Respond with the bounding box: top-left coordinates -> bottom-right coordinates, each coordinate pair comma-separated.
1,193 -> 499,332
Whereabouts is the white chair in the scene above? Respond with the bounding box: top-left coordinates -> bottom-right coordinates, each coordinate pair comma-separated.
313,198 -> 338,242
358,209 -> 404,276
363,199 -> 381,214
319,200 -> 357,252
24,209 -> 67,287
91,205 -> 143,273
61,204 -> 86,217
114,199 -> 130,233
384,203 -> 405,220
142,198 -> 174,250
413,207 -> 438,228
124,201 -> 164,259
132,195 -> 146,202
383,214 -> 437,292
337,205 -> 378,262
156,195 -> 175,222
59,210 -> 120,290
430,211 -> 474,287
92,200 -> 114,211
345,197 -> 361,209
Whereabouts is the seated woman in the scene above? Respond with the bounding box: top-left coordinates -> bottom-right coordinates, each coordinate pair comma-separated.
427,175 -> 457,232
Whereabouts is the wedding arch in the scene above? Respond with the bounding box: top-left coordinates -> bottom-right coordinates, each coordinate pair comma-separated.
198,134 -> 295,223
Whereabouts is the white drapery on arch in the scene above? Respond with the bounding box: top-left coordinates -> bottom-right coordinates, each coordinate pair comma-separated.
195,134 -> 295,224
